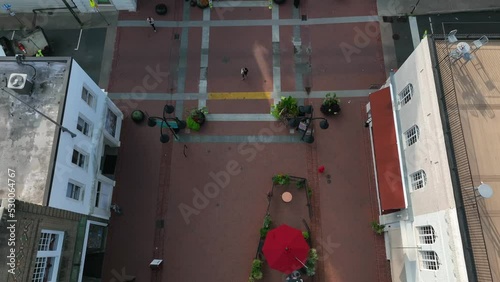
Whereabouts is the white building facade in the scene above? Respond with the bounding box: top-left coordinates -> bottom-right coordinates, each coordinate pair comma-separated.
48,60 -> 123,220
366,37 -> 469,281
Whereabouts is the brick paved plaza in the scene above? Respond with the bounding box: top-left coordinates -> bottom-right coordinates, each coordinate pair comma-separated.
102,0 -> 391,281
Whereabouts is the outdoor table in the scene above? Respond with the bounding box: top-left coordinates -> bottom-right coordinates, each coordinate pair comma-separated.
282,192 -> 293,203
457,42 -> 471,54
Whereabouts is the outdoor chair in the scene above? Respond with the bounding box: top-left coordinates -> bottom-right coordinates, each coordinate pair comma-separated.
449,49 -> 462,63
447,30 -> 458,44
461,53 -> 474,65
471,35 -> 489,53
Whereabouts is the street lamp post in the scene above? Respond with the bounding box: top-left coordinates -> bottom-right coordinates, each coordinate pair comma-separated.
147,104 -> 186,143
288,105 -> 329,143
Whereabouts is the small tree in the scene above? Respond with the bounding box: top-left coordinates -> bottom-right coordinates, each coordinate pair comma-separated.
371,221 -> 386,235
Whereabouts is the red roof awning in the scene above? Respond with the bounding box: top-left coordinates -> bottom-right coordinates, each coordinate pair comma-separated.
369,87 -> 406,213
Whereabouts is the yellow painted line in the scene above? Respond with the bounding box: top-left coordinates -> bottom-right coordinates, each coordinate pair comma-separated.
208,92 -> 272,100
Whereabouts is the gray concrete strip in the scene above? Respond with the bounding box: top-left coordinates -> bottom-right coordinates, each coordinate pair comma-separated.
117,16 -> 380,28
292,7 -> 304,92
213,0 -> 269,7
199,9 -> 211,102
175,2 -> 192,117
108,89 -> 374,100
207,114 -> 276,121
409,16 -> 421,48
177,135 -> 302,143
99,26 -> 117,89
378,21 -> 398,78
272,5 -> 281,93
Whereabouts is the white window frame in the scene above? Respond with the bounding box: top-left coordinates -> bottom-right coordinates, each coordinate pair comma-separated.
419,251 -> 440,271
71,148 -> 88,169
81,87 -> 96,109
32,230 -> 64,282
94,181 -> 101,207
398,83 -> 414,106
410,170 -> 427,191
416,225 -> 436,245
105,108 -> 118,137
76,115 -> 92,137
405,125 -> 419,147
66,181 -> 83,201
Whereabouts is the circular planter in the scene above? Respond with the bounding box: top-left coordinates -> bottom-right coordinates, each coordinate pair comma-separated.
196,0 -> 209,9
131,110 -> 145,123
274,0 -> 287,4
320,103 -> 341,116
155,4 -> 168,15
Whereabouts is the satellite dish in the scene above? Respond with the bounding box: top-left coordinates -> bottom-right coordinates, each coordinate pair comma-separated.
477,183 -> 493,199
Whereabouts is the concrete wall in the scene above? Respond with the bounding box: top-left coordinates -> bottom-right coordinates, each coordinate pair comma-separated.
1,0 -> 136,13
49,60 -> 122,218
377,0 -> 500,16
413,210 -> 468,281
0,0 -> 63,12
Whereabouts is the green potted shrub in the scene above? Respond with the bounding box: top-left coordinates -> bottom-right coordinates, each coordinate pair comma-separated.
272,174 -> 290,185
253,261 -> 263,280
186,107 -> 208,131
260,214 -> 272,239
131,110 -> 145,123
305,248 -> 318,276
320,92 -> 341,115
302,231 -> 309,240
296,179 -> 306,189
250,259 -> 263,280
371,221 -> 386,235
271,96 -> 299,122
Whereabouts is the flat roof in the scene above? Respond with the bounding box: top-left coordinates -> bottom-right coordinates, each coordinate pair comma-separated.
0,57 -> 71,205
369,87 -> 406,213
435,39 -> 500,281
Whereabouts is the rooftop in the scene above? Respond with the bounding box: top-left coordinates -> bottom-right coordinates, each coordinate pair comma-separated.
0,57 -> 71,205
435,39 -> 500,281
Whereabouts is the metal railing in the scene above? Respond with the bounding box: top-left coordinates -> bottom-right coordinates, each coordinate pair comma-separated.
430,36 -> 493,282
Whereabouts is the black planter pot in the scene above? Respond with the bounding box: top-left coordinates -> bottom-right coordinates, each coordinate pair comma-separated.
274,0 -> 287,4
196,0 -> 209,9
155,4 -> 168,15
131,110 -> 145,123
320,103 -> 341,115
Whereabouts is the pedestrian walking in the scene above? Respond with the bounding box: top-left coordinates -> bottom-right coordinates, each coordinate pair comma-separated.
241,67 -> 249,80
147,17 -> 156,32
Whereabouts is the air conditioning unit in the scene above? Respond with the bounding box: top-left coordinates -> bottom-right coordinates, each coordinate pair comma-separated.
7,73 -> 33,95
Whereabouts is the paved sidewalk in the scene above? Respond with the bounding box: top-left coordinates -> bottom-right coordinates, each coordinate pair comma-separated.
102,0 -> 392,281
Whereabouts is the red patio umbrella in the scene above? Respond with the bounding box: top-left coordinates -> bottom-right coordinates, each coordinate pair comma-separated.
262,224 -> 310,274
